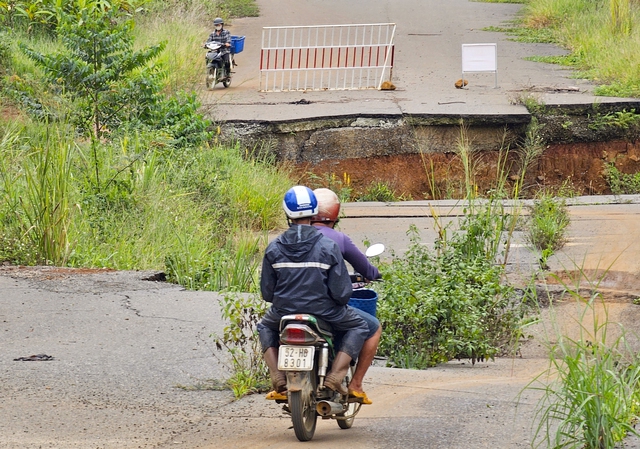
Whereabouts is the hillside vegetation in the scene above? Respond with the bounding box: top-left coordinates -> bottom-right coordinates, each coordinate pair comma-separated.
492,0 -> 640,97
0,0 -> 291,292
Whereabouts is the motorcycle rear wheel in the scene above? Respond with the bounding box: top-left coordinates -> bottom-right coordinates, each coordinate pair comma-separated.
289,372 -> 317,441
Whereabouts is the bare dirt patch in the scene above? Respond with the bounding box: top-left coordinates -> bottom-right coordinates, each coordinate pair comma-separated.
298,140 -> 640,200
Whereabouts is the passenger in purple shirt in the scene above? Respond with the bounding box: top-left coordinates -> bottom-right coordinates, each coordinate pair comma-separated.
315,225 -> 381,281
311,188 -> 382,405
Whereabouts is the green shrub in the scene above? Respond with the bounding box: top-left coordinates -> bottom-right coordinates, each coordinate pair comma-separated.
377,224 -> 524,368
525,193 -> 570,267
211,291 -> 269,398
605,164 -> 640,195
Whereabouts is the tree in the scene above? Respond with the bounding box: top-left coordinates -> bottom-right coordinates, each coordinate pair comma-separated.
20,4 -> 166,140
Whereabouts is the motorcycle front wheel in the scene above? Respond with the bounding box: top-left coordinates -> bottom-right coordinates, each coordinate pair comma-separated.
222,75 -> 231,88
206,68 -> 216,89
289,372 -> 317,441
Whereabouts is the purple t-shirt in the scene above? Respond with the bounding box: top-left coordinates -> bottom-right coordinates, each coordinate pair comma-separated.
314,225 -> 381,281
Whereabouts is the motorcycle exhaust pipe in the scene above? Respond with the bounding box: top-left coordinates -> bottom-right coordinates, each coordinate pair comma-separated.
316,400 -> 343,417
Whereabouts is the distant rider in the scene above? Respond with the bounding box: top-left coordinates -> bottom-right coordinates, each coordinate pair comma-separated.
258,186 -> 369,400
311,188 -> 381,405
205,17 -> 231,77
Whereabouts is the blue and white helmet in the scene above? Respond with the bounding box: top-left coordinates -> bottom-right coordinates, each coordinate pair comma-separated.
283,186 -> 318,219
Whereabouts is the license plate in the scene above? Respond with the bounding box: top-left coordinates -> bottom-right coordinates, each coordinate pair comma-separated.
278,345 -> 315,371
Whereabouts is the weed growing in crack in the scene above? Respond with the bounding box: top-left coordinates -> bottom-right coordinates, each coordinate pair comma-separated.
523,266 -> 640,449
210,292 -> 270,398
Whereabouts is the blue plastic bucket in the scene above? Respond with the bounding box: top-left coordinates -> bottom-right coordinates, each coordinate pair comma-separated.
230,36 -> 245,54
348,289 -> 378,317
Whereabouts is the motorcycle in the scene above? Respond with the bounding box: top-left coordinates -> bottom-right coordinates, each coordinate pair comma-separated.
275,243 -> 385,441
204,35 -> 244,90
204,41 -> 231,89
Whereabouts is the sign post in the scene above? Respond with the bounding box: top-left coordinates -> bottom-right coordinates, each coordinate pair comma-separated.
461,43 -> 498,88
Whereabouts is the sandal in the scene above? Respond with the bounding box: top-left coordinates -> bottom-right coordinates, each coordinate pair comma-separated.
348,389 -> 372,405
265,390 -> 287,401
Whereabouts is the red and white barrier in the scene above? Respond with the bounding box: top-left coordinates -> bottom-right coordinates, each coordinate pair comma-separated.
260,23 -> 396,92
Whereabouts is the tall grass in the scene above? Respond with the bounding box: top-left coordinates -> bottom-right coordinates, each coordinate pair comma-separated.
165,231 -> 264,292
0,119 -> 291,291
0,124 -> 75,265
525,191 -> 570,270
526,276 -> 640,448
520,0 -> 640,97
22,134 -> 74,265
134,2 -> 209,92
610,0 -> 632,36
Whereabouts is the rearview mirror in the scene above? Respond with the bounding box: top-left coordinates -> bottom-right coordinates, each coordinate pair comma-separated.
365,243 -> 385,258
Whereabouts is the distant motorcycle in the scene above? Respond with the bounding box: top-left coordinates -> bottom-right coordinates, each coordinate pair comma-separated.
204,42 -> 231,89
275,243 -> 385,441
204,35 -> 244,90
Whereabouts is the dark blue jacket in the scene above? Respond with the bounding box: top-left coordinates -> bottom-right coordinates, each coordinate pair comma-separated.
260,224 -> 353,321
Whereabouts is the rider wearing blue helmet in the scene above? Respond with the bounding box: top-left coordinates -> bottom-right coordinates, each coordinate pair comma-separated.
258,186 -> 369,400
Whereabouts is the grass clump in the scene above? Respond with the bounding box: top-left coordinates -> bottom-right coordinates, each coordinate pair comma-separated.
527,286 -> 640,448
588,109 -> 640,133
604,164 -> 640,195
356,181 -> 410,202
512,0 -> 640,97
525,192 -> 570,269
210,0 -> 260,18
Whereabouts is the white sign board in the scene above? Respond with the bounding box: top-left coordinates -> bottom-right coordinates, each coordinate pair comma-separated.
461,43 -> 497,87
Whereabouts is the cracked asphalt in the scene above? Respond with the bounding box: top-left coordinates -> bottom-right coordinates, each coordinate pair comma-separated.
0,266 -> 549,448
0,269 -> 233,448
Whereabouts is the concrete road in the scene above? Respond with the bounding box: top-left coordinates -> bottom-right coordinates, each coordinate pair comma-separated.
205,0 -> 638,123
